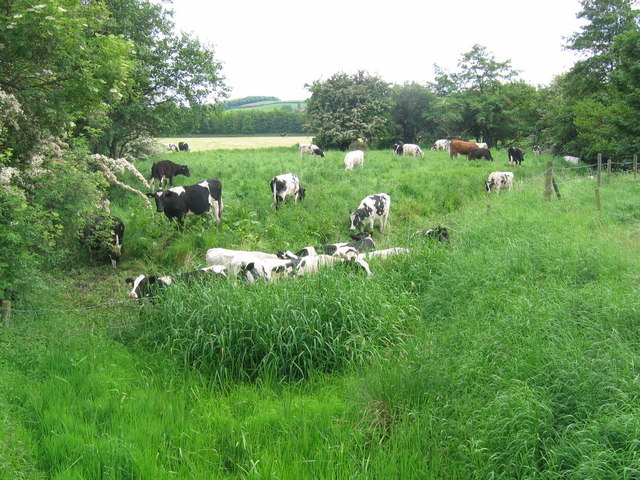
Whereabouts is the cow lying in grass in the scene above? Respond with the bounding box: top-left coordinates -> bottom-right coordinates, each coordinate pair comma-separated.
126,265 -> 227,299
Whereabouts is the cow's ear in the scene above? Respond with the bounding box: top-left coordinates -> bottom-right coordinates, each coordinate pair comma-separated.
125,278 -> 134,284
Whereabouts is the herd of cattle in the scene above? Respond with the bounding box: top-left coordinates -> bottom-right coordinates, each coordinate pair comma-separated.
80,139 -> 575,298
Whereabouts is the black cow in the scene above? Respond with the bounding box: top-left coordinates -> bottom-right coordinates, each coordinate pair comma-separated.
178,142 -> 190,152
126,265 -> 227,300
508,147 -> 525,166
147,178 -> 223,228
468,148 -> 494,161
80,216 -> 125,268
150,160 -> 191,192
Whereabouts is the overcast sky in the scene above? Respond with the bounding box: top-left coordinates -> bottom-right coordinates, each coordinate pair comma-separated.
170,0 -> 586,101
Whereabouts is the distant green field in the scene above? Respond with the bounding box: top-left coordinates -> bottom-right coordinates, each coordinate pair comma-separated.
228,100 -> 306,111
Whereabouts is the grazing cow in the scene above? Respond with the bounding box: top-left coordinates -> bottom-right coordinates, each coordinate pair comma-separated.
299,143 -> 325,157
393,141 -> 404,155
475,142 -> 488,149
508,147 -> 525,166
344,150 -> 365,170
485,172 -> 514,194
349,193 -> 391,234
468,148 -> 494,161
402,143 -> 424,157
163,143 -> 178,152
533,145 -> 542,156
270,173 -> 305,209
414,227 -> 450,242
80,216 -> 125,268
432,139 -> 450,151
126,265 -> 227,299
564,155 -> 581,164
178,142 -> 190,152
147,178 -> 223,228
150,160 -> 191,192
449,139 -> 479,158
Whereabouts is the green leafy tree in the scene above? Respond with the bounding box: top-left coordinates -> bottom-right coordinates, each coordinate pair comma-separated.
305,71 -> 392,149
431,45 -> 523,146
0,0 -> 134,161
390,82 -> 438,143
95,0 -> 227,157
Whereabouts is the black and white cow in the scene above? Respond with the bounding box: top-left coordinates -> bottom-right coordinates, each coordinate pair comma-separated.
508,147 -> 525,166
485,172 -> 514,194
533,145 -> 542,156
163,143 -> 179,152
393,141 -> 404,156
299,143 -> 325,157
414,226 -> 450,242
270,173 -> 305,209
178,142 -> 190,152
349,193 -> 391,234
126,265 -> 227,299
294,235 -> 376,258
468,148 -> 494,161
147,178 -> 223,228
80,216 -> 125,268
150,160 -> 191,192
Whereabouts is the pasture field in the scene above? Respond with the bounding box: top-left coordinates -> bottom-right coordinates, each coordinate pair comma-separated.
2,146 -> 640,479
158,135 -> 313,151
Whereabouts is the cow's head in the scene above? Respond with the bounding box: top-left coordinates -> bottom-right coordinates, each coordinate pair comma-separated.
313,147 -> 325,157
126,274 -> 156,299
485,180 -> 494,193
147,191 -> 165,212
296,187 -> 306,201
238,262 -> 271,284
178,164 -> 191,177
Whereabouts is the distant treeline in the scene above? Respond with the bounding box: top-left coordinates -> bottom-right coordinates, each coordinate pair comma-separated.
203,109 -> 306,135
222,96 -> 279,110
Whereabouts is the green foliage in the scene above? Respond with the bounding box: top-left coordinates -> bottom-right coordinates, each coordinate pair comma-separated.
391,82 -> 439,143
305,71 -> 393,149
0,189 -> 61,299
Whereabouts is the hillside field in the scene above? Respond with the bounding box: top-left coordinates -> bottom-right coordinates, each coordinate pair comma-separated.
2,146 -> 640,479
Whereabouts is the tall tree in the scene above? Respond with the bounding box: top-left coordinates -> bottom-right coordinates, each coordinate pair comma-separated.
95,0 -> 227,157
305,71 -> 392,149
431,45 -> 522,146
0,0 -> 134,161
390,83 -> 438,143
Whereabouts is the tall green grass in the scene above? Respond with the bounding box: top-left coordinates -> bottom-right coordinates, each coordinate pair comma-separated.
3,147 -> 640,478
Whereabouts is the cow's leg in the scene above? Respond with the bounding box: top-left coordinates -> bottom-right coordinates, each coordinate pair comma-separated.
212,198 -> 221,228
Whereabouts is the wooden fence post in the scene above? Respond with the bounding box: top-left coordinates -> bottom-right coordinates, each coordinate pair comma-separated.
2,300 -> 10,326
595,153 -> 602,211
544,161 -> 553,200
634,154 -> 637,180
607,158 -> 612,183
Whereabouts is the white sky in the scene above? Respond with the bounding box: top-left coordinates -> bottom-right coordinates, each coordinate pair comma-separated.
169,0 -> 586,101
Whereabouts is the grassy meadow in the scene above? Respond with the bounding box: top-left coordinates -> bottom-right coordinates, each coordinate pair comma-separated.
2,144 -> 640,479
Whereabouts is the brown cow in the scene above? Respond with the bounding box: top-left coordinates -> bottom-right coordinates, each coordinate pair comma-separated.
449,139 -> 479,158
